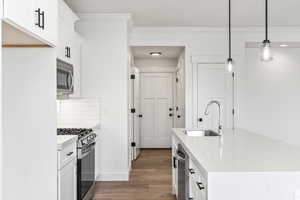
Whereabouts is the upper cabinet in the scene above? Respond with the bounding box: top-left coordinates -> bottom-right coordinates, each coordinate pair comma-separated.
57,0 -> 79,64
3,0 -> 57,46
57,0 -> 83,98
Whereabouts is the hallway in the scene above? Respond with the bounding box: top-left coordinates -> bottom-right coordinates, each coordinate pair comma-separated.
93,149 -> 176,200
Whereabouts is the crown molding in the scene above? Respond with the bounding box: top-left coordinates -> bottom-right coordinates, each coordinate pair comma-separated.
78,13 -> 132,22
131,26 -> 300,34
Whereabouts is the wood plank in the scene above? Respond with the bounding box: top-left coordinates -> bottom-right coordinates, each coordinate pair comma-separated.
3,44 -> 49,47
93,149 -> 176,200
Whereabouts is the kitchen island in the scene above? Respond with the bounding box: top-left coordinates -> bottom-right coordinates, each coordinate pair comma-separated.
172,128 -> 300,200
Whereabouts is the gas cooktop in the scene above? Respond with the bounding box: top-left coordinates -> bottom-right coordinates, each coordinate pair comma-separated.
57,128 -> 93,139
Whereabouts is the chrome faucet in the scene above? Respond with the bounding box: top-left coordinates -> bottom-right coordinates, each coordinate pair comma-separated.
204,100 -> 222,134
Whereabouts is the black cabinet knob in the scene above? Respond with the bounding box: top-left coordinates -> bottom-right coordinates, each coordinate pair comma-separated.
65,47 -> 69,57
169,113 -> 173,117
35,9 -> 41,27
177,115 -> 181,118
196,182 -> 205,190
198,118 -> 203,122
189,168 -> 195,174
169,108 -> 173,111
138,114 -> 143,118
34,8 -> 45,29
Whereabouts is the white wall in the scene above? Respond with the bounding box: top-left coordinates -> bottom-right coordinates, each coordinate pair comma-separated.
2,48 -> 57,200
238,47 -> 300,146
57,99 -> 101,129
134,58 -> 177,73
130,27 -> 300,146
77,14 -> 131,180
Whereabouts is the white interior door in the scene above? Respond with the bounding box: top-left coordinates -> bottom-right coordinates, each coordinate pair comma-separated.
196,62 -> 233,131
140,73 -> 174,148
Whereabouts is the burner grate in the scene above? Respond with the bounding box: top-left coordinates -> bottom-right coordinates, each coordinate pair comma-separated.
57,128 -> 93,139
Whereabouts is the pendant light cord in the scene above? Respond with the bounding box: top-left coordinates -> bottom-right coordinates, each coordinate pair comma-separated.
229,0 -> 232,59
265,0 -> 268,41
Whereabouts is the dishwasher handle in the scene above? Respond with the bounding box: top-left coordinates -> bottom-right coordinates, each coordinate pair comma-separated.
176,152 -> 186,162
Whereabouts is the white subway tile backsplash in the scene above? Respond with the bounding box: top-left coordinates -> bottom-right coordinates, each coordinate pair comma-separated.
57,98 -> 101,129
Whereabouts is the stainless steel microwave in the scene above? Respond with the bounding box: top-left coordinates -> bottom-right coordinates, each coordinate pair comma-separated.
57,59 -> 74,95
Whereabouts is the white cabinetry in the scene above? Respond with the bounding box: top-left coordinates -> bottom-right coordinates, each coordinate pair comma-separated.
171,137 -> 179,197
172,137 -> 207,200
57,140 -> 77,200
189,159 -> 207,200
58,159 -> 77,200
58,0 -> 82,98
3,0 -> 57,46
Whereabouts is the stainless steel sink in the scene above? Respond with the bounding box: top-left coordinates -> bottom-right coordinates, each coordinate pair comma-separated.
183,130 -> 220,137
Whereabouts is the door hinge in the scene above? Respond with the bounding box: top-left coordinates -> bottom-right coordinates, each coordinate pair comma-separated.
232,72 -> 235,78
176,77 -> 179,82
130,74 -> 135,79
131,108 -> 136,113
131,142 -> 136,147
232,109 -> 235,115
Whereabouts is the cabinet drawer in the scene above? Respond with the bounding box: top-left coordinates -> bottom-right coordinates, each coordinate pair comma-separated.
58,143 -> 77,169
188,159 -> 207,200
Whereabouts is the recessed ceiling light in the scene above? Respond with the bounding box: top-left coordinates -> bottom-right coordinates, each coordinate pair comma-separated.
150,52 -> 162,56
280,44 -> 288,47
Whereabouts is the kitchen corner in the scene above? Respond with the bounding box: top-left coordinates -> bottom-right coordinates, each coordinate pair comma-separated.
56,98 -> 101,200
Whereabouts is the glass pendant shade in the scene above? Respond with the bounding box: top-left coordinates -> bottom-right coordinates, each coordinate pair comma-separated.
227,58 -> 234,72
261,40 -> 273,62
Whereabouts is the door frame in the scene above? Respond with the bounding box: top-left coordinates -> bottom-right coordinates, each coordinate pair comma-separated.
129,66 -> 141,161
191,55 -> 237,129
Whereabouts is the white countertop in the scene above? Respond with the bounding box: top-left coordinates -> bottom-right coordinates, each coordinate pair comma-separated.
173,128 -> 300,173
57,135 -> 78,150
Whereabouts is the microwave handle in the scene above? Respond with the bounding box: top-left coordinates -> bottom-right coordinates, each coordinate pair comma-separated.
68,73 -> 74,91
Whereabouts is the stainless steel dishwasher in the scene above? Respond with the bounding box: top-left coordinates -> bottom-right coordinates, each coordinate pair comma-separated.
176,144 -> 189,200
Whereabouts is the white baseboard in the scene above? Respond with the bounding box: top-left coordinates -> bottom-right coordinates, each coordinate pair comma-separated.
96,170 -> 130,181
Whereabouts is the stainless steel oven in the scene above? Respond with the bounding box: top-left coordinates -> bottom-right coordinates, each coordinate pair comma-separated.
57,59 -> 74,95
77,142 -> 96,200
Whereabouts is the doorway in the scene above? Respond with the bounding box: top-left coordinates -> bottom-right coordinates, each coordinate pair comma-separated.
129,46 -> 185,153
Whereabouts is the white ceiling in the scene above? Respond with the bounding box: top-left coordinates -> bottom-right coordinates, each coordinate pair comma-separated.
65,0 -> 300,27
131,46 -> 184,59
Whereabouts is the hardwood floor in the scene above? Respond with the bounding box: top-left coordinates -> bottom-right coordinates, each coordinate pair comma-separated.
93,149 -> 176,200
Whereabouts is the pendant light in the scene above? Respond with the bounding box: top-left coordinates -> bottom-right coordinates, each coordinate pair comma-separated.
226,0 -> 234,72
261,0 -> 273,61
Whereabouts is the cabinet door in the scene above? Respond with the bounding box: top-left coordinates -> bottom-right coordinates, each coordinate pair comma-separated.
57,18 -> 74,64
3,0 -> 35,33
58,160 -> 77,200
33,0 -> 57,46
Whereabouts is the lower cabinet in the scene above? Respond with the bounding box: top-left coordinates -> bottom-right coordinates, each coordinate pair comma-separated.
58,159 -> 77,200
172,137 -> 207,200
188,159 -> 207,200
171,138 -> 178,197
